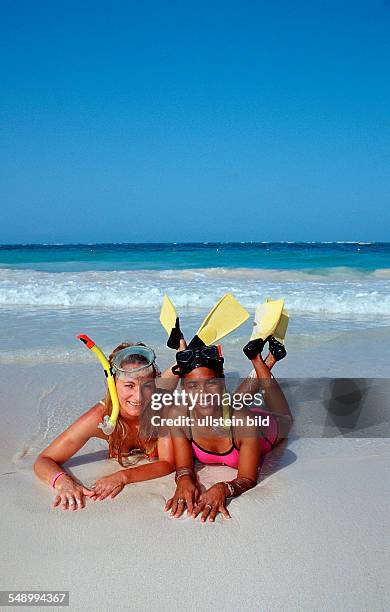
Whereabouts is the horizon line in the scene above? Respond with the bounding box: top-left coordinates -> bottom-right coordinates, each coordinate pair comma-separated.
0,241 -> 387,247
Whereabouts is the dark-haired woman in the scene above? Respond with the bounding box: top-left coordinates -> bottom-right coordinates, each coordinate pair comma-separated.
165,338 -> 292,522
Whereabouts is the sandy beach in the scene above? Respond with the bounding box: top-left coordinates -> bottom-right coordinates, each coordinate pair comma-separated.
1,244 -> 389,611
1,321 -> 389,611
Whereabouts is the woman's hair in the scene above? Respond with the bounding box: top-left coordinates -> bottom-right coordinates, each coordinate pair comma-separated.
102,342 -> 160,466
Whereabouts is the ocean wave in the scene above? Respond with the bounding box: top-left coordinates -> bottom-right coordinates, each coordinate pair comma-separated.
2,326 -> 390,367
0,349 -> 90,365
372,268 -> 390,279
1,267 -> 389,315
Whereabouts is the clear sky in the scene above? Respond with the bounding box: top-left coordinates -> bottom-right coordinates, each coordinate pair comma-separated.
1,0 -> 389,243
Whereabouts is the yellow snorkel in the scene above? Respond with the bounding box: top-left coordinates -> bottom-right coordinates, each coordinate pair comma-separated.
77,334 -> 119,435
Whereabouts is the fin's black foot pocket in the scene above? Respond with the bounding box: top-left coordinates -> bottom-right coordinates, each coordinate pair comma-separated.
187,334 -> 206,349
268,337 -> 287,361
243,337 -> 267,360
167,317 -> 184,349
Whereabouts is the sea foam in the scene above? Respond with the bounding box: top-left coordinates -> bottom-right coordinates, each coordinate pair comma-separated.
1,267 -> 389,315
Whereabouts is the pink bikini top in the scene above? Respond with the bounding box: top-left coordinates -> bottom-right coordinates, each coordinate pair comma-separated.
191,439 -> 241,469
190,408 -> 278,469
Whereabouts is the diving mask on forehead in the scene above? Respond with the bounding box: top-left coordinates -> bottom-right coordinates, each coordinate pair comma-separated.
112,345 -> 156,379
77,336 -> 158,435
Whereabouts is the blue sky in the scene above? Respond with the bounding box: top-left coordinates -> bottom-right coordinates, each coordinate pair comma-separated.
1,0 -> 389,243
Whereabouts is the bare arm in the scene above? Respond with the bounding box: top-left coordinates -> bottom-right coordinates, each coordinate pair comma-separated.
120,435 -> 175,484
89,431 -> 175,501
33,403 -> 104,487
164,419 -> 200,517
33,404 -> 104,510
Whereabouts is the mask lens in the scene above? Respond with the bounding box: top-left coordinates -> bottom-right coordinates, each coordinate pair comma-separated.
174,345 -> 223,375
201,346 -> 219,360
176,349 -> 194,364
112,346 -> 156,377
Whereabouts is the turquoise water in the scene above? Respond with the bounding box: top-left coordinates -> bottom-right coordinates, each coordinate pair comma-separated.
1,242 -> 389,272
1,242 -> 389,317
1,242 -> 389,369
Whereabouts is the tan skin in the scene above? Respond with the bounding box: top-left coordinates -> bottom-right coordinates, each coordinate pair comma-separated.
34,358 -> 182,511
165,352 -> 292,522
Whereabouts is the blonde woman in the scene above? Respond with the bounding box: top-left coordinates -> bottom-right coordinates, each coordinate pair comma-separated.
34,342 -> 179,511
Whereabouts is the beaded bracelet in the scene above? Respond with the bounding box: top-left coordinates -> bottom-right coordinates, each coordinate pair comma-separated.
224,476 -> 256,497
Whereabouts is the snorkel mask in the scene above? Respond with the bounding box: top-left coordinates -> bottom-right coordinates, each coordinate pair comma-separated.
112,345 -> 157,379
172,344 -> 224,377
77,335 -> 157,435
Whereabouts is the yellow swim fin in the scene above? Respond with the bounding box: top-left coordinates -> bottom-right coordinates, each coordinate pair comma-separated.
273,309 -> 289,344
160,294 -> 178,335
194,293 -> 250,345
250,298 -> 284,341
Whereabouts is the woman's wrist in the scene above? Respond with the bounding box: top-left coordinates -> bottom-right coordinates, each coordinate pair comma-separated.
51,471 -> 66,489
221,481 -> 234,497
176,475 -> 194,487
214,482 -> 230,498
120,469 -> 132,485
53,473 -> 73,490
223,477 -> 256,498
175,467 -> 195,483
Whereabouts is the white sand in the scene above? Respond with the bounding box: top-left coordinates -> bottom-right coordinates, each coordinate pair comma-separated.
1,357 -> 389,611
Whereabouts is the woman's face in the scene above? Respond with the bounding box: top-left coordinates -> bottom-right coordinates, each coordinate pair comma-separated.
182,367 -> 224,414
115,363 -> 156,418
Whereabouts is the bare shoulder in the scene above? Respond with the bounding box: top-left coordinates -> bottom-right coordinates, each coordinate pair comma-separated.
76,402 -> 104,422
63,402 -> 106,440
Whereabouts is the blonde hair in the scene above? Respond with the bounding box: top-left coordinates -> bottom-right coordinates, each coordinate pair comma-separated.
102,342 -> 160,466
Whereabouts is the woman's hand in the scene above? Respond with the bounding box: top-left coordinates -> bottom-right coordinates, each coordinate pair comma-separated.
164,476 -> 199,517
90,471 -> 127,501
192,483 -> 231,522
52,475 -> 94,511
